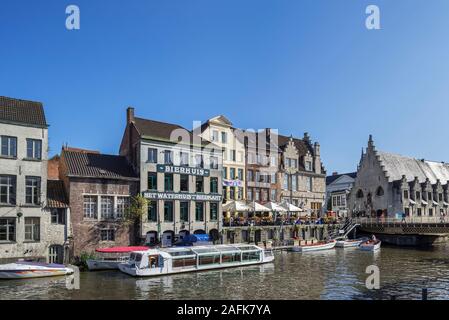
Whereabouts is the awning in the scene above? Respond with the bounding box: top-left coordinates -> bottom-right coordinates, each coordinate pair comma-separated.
249,201 -> 271,212
421,200 -> 428,205
444,202 -> 449,207
223,200 -> 252,212
433,201 -> 439,206
280,202 -> 304,212
96,246 -> 149,253
264,202 -> 288,213
409,199 -> 416,205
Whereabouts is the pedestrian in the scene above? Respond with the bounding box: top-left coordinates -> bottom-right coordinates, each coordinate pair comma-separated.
401,212 -> 406,223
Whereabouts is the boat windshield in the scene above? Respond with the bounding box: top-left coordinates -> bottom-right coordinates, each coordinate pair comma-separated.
130,253 -> 142,263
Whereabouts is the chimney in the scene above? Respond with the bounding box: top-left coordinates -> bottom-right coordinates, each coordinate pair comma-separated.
332,172 -> 338,176
314,142 -> 320,156
303,132 -> 310,142
127,107 -> 135,124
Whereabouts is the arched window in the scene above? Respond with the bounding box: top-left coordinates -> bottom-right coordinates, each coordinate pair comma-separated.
376,186 -> 384,196
356,189 -> 364,198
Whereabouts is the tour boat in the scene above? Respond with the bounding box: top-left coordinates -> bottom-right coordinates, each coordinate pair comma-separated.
118,244 -> 275,277
335,237 -> 369,248
359,239 -> 381,251
0,262 -> 74,279
87,246 -> 150,271
291,240 -> 337,253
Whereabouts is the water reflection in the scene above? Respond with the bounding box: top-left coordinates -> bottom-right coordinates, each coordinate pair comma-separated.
2,245 -> 449,300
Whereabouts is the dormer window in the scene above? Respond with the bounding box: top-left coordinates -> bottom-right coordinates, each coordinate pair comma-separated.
211,130 -> 219,142
403,190 -> 409,200
305,161 -> 312,172
376,186 -> 384,197
221,132 -> 227,143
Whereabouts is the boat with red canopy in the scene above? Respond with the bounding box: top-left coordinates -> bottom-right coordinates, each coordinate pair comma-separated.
87,246 -> 149,271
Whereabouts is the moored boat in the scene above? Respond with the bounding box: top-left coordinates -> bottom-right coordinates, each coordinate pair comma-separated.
118,244 -> 274,277
335,237 -> 369,248
359,239 -> 381,251
0,262 -> 74,280
292,240 -> 337,253
86,246 -> 150,271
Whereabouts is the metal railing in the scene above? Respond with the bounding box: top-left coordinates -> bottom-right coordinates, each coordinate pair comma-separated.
222,218 -> 339,228
353,216 -> 449,225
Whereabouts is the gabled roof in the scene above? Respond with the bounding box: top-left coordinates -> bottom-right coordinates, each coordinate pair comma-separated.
61,149 -> 138,180
133,117 -> 215,148
47,180 -> 69,208
326,172 -> 357,185
278,134 -> 313,156
377,151 -> 449,184
0,96 -> 48,127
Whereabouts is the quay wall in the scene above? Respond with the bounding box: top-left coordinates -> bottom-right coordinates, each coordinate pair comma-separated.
222,224 -> 343,245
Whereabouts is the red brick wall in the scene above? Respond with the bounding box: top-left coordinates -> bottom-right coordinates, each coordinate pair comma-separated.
48,155 -> 60,180
67,177 -> 139,258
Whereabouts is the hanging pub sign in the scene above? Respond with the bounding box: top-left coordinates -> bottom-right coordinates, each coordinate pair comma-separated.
156,164 -> 210,177
143,191 -> 222,202
223,179 -> 244,187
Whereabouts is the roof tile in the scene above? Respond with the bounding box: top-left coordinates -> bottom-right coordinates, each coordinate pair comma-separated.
0,96 -> 47,127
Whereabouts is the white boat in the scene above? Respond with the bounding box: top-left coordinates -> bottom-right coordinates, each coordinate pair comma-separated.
118,244 -> 274,277
359,239 -> 381,251
292,240 -> 337,252
0,262 -> 73,279
87,246 -> 150,271
335,237 -> 369,248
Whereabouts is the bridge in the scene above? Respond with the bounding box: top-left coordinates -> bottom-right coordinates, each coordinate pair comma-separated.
353,217 -> 449,246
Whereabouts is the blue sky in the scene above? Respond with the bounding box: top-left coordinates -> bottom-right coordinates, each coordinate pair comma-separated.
1,0 -> 449,173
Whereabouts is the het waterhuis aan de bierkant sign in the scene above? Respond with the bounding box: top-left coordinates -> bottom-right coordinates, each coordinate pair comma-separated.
157,164 -> 210,177
143,191 -> 222,202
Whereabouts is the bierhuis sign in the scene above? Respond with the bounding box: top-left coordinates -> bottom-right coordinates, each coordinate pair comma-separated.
157,164 -> 210,177
143,191 -> 222,202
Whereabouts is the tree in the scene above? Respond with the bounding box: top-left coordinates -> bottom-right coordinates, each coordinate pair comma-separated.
124,194 -> 148,244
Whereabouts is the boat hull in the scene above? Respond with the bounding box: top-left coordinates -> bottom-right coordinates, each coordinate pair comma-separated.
360,241 -> 381,251
86,259 -> 123,271
335,239 -> 367,248
0,263 -> 74,279
292,241 -> 336,252
118,257 -> 275,277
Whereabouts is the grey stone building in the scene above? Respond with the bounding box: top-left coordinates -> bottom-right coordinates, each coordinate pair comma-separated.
0,96 -> 70,263
119,108 -> 223,246
277,132 -> 326,216
349,135 -> 449,218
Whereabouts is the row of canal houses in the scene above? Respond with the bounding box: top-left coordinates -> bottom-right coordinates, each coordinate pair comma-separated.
0,96 -> 326,263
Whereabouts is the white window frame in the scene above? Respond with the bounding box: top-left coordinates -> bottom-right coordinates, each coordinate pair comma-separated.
100,229 -> 115,241
24,217 -> 40,242
1,136 -> 17,158
83,195 -> 98,219
101,196 -> 114,220
26,139 -> 42,160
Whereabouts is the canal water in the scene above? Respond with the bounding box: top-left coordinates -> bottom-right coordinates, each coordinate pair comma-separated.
2,245 -> 449,300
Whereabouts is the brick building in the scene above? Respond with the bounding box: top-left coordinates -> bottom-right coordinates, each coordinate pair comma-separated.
59,148 -> 139,258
